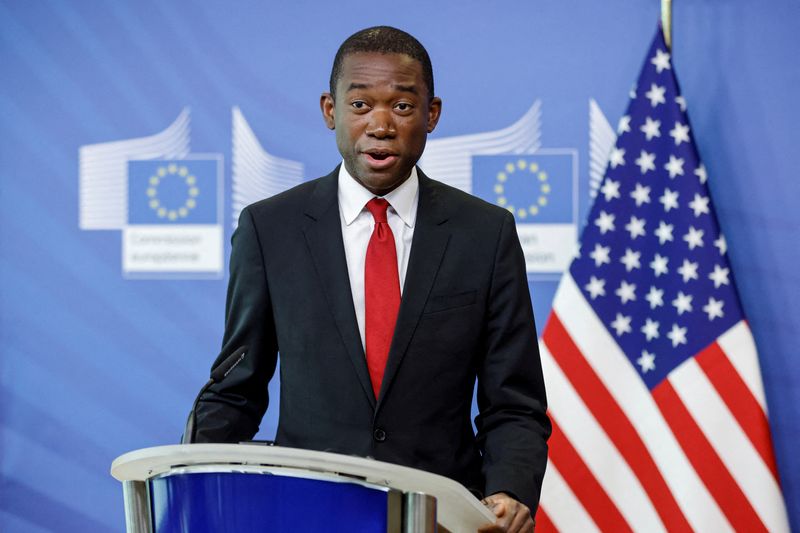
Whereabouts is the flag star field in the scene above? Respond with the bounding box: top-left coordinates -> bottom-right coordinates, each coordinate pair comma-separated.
570,34 -> 741,389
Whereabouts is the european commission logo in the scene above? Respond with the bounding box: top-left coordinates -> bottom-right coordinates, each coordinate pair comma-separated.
417,101 -> 578,280
79,109 -> 224,279
123,158 -> 223,278
78,107 -> 306,280
472,152 -> 577,279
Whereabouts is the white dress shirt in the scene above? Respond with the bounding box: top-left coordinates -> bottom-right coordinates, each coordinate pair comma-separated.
338,164 -> 418,351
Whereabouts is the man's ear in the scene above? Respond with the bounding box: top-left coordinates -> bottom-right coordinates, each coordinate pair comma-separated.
427,96 -> 442,133
320,93 -> 336,130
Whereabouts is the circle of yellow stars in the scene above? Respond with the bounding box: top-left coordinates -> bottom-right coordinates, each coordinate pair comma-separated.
146,163 -> 199,221
494,159 -> 550,219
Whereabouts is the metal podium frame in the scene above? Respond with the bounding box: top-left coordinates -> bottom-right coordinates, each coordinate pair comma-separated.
111,444 -> 495,533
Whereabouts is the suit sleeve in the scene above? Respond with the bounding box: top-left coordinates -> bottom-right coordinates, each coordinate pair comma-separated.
475,210 -> 552,510
194,206 -> 278,443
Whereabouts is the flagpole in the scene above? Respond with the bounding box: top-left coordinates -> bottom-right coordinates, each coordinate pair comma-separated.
661,0 -> 673,49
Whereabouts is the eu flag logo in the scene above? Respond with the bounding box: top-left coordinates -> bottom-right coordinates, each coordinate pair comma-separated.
128,159 -> 218,224
472,153 -> 577,277
472,154 -> 574,224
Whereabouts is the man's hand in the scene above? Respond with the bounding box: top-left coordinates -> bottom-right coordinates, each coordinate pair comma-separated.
477,492 -> 535,533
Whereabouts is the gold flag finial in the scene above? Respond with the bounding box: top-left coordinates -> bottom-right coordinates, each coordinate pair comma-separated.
661,0 -> 673,49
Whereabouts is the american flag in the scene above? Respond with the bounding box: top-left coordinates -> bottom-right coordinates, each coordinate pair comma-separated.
535,27 -> 790,532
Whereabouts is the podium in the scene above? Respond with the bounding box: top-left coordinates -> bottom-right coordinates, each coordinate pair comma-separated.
111,444 -> 495,532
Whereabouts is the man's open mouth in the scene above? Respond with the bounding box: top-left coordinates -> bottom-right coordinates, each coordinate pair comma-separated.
364,150 -> 397,160
363,151 -> 399,168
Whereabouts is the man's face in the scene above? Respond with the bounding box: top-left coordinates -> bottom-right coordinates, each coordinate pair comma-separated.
321,52 -> 442,196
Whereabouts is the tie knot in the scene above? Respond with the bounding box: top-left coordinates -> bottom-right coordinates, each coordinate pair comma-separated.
366,197 -> 390,223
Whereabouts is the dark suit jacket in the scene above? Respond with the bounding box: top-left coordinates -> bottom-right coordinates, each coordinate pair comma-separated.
195,167 -> 551,509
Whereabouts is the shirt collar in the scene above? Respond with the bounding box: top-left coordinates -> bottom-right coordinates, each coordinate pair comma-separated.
338,163 -> 419,228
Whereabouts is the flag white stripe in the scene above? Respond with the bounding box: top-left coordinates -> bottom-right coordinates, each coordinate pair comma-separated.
669,359 -> 790,532
540,342 -> 665,532
717,322 -> 767,412
551,273 -> 733,532
539,461 -> 601,533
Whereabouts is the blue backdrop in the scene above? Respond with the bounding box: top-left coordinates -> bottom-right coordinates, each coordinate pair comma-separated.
1,1 -> 798,531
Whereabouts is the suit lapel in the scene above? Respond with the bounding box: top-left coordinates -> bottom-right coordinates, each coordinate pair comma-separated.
378,171 -> 451,406
302,170 -> 376,409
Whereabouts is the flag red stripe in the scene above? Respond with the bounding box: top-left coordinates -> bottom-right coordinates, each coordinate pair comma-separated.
544,314 -> 692,532
534,506 -> 558,533
653,380 -> 768,532
547,416 -> 631,532
695,342 -> 780,481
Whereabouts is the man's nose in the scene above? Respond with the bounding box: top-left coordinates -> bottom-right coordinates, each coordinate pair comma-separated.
366,109 -> 396,138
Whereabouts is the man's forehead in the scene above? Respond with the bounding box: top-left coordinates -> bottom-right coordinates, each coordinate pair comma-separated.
339,52 -> 424,86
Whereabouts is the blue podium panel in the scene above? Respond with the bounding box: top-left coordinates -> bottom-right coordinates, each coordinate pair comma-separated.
150,471 -> 390,533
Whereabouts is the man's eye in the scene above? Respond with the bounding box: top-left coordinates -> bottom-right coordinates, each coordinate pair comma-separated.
351,101 -> 368,110
395,103 -> 413,112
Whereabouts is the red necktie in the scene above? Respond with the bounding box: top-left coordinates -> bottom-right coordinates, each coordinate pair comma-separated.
364,198 -> 401,400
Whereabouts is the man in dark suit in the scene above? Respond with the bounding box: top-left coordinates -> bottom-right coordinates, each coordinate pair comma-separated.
195,26 -> 550,533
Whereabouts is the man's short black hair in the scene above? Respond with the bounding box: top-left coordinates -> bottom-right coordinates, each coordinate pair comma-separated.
329,26 -> 434,100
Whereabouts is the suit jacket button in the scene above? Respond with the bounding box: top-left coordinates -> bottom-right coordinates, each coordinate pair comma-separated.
373,428 -> 387,442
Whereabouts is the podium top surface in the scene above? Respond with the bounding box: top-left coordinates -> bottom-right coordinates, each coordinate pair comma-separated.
111,444 -> 495,531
